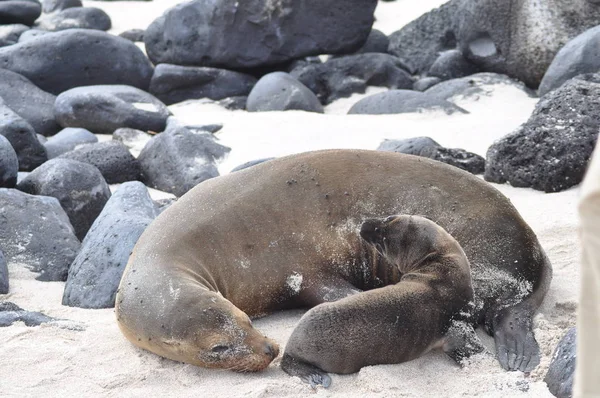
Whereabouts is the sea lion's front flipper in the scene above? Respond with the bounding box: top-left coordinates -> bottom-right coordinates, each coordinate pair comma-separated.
490,306 -> 540,372
443,320 -> 487,364
281,353 -> 332,388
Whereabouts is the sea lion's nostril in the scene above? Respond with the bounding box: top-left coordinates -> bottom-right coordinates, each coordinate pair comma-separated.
264,342 -> 279,359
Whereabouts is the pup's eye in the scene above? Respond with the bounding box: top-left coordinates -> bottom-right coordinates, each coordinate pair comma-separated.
211,345 -> 230,353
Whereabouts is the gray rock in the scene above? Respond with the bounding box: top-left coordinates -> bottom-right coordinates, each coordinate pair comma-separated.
0,23 -> 28,47
62,181 -> 159,309
230,157 -> 275,172
0,188 -> 80,281
0,68 -> 60,137
144,0 -> 378,69
0,29 -> 154,95
17,158 -> 111,240
247,72 -> 323,113
290,53 -> 413,105
455,0 -> 600,88
149,64 -> 257,106
58,141 -> 141,184
0,0 -> 41,26
44,127 -> 97,159
426,72 -> 534,102
0,134 -> 18,188
348,89 -> 467,115
388,0 -> 460,73
545,327 -> 576,398
42,0 -> 82,13
377,137 -> 485,174
35,7 -> 111,32
138,125 -> 230,197
352,29 -> 389,55
54,85 -> 170,135
0,97 -> 47,171
118,28 -> 144,42
539,25 -> 600,96
413,77 -> 441,92
0,301 -> 56,326
0,251 -> 7,294
485,74 -> 600,192
428,49 -> 480,81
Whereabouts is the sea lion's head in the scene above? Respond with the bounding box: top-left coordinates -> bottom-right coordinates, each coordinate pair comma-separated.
359,214 -> 443,273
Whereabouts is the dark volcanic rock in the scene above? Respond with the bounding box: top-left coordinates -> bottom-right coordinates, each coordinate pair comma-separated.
0,23 -> 28,47
118,28 -> 144,42
44,127 -> 97,159
59,141 -> 141,184
348,89 -> 467,115
455,0 -> 600,88
426,73 -> 533,102
0,188 -> 80,281
388,0 -> 459,74
247,72 -> 323,113
0,0 -> 41,26
0,29 -> 154,95
42,0 -> 82,13
149,64 -> 257,105
0,251 -> 7,294
0,68 -> 60,137
0,135 -> 18,187
230,157 -> 275,172
54,85 -> 170,134
539,25 -> 600,96
352,29 -> 389,55
485,74 -> 600,192
290,53 -> 413,105
0,98 -> 47,171
0,301 -> 56,326
545,327 -> 576,398
428,49 -> 480,81
138,124 -> 230,196
144,0 -> 378,69
62,181 -> 159,309
413,77 -> 441,92
35,7 -> 111,32
378,137 -> 485,174
17,158 -> 111,240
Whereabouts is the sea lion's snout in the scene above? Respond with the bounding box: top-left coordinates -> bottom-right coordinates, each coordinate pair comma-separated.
360,219 -> 383,243
263,340 -> 279,359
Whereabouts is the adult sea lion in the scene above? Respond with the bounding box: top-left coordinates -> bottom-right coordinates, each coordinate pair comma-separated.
281,215 -> 480,387
115,149 -> 551,374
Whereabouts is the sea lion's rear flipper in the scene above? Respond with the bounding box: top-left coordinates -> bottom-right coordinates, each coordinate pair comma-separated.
489,306 -> 540,372
443,320 -> 487,364
281,353 -> 332,388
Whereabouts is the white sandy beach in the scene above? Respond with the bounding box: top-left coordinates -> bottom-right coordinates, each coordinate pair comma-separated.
0,1 -> 580,397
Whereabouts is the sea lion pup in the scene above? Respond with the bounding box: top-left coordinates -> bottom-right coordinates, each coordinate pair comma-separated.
115,149 -> 551,373
281,215 -> 482,387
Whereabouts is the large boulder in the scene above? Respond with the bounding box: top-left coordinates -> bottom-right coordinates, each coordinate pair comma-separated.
149,64 -> 257,105
44,127 -> 97,159
290,53 -> 413,104
485,74 -> 600,192
0,134 -> 18,188
387,0 -> 460,74
62,181 -> 159,309
58,141 -> 141,184
138,123 -> 230,197
144,0 -> 378,69
0,188 -> 80,281
246,71 -> 323,113
455,0 -> 600,88
0,29 -> 154,95
545,327 -> 576,398
17,158 -> 111,240
54,85 -> 170,134
35,7 -> 111,32
539,25 -> 600,96
0,97 -> 47,171
348,90 -> 467,115
0,0 -> 41,26
0,68 -> 60,137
